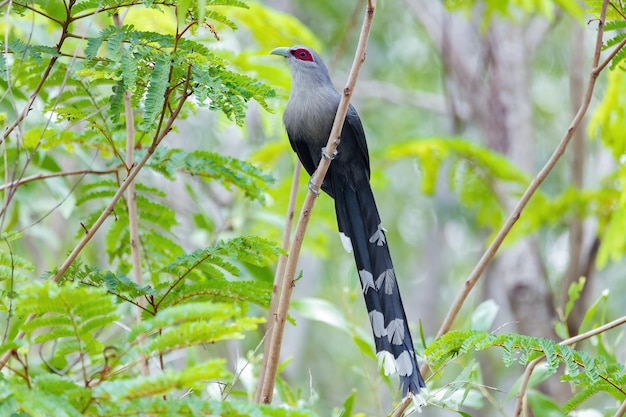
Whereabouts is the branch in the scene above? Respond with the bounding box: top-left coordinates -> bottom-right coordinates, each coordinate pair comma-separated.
429,0 -> 615,347
113,7 -> 147,376
257,0 -> 377,405
254,162 -> 301,403
514,313 -> 626,417
0,168 -> 120,192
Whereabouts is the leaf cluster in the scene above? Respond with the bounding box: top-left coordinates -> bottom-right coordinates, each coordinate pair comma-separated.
426,330 -> 626,412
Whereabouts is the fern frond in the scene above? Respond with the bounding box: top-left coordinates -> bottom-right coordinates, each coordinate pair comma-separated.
95,361 -> 229,401
0,251 -> 34,283
140,53 -> 170,130
427,330 -> 626,411
85,396 -> 316,417
143,317 -> 262,355
79,266 -> 157,299
15,282 -> 119,361
148,147 -> 273,201
128,302 -> 262,356
158,279 -> 272,310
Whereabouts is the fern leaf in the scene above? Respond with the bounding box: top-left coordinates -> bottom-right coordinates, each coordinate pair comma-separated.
129,302 -> 262,356
140,53 -> 170,130
562,381 -> 613,413
95,361 -> 229,401
538,338 -> 559,374
15,282 -> 119,361
148,318 -> 262,355
148,147 -> 273,200
109,80 -> 125,123
578,351 -> 600,384
559,344 -> 580,379
158,279 -> 272,310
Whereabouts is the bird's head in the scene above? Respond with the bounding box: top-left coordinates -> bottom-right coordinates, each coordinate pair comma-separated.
270,45 -> 332,88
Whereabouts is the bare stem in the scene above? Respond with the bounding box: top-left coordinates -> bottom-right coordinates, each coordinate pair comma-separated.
112,9 -> 147,377
257,0 -> 377,404
0,168 -> 120,192
430,0 -> 614,348
255,162 -> 301,403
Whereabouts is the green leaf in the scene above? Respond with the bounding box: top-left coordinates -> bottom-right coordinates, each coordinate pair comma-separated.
470,299 -> 499,332
527,390 -> 566,417
564,276 -> 586,320
140,53 -> 170,130
148,147 -> 273,201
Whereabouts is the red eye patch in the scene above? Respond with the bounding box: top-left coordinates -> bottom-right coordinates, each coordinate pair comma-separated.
291,48 -> 314,62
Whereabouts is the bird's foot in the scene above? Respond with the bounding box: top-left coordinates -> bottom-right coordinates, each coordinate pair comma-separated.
308,178 -> 320,196
321,147 -> 338,161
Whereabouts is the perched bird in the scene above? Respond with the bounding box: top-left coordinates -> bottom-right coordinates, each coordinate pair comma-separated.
270,45 -> 425,397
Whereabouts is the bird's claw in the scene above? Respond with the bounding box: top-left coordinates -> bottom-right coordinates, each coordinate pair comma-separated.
308,178 -> 321,196
321,147 -> 338,161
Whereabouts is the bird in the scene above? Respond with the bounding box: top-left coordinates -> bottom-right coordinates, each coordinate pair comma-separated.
270,45 -> 426,397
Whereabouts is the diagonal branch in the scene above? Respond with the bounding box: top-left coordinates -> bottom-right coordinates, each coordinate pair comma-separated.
257,0 -> 378,405
0,168 -> 120,192
429,0 -> 616,349
254,162 -> 301,403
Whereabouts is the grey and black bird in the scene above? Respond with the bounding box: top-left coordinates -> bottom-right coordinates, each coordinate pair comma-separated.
271,45 -> 425,397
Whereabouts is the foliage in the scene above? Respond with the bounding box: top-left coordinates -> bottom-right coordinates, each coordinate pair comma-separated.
2,0 -> 626,416
0,0 -> 308,416
384,138 -> 616,247
444,0 -> 585,26
425,329 -> 626,413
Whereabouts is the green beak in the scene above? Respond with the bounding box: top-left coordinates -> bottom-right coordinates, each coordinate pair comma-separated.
270,47 -> 290,57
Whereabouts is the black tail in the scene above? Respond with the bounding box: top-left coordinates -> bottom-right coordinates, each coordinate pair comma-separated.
334,180 -> 425,396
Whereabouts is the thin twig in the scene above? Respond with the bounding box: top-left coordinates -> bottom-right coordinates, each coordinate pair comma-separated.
257,0 -> 377,404
430,0 -> 613,347
0,168 -> 120,192
113,9 -> 147,377
513,313 -> 626,417
255,162 -> 301,403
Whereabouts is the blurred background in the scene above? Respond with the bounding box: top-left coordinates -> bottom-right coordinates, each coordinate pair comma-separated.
4,0 -> 625,415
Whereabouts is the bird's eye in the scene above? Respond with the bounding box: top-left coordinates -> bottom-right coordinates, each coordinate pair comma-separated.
291,48 -> 314,62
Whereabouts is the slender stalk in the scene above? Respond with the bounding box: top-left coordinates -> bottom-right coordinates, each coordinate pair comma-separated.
255,162 -> 301,403
0,168 -> 120,192
257,0 -> 377,404
113,9 -> 147,376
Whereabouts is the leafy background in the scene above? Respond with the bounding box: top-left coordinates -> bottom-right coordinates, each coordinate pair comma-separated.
1,0 -> 625,416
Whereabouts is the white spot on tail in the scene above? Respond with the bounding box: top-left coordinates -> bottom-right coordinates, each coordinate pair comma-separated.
369,310 -> 388,337
375,268 -> 396,294
395,350 -> 414,377
368,223 -> 387,246
359,270 -> 375,294
407,392 -> 427,413
386,319 -> 405,345
339,232 -> 353,253
377,351 -> 397,375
